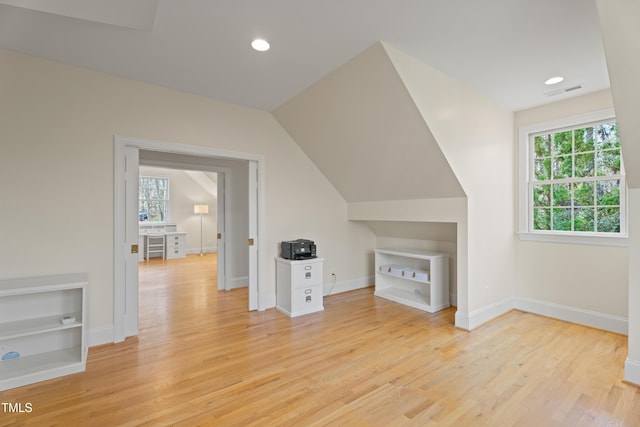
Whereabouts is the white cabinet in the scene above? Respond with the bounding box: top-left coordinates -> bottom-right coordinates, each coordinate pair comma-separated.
0,274 -> 87,391
276,257 -> 324,317
374,248 -> 449,313
165,232 -> 186,259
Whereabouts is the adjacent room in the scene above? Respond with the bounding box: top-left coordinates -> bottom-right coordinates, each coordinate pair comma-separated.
1,0 -> 639,425
138,166 -> 219,260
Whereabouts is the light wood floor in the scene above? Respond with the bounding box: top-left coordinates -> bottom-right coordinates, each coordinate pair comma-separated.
2,255 -> 640,426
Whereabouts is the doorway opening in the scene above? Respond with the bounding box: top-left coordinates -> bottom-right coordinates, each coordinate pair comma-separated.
137,165 -> 221,331
114,136 -> 265,343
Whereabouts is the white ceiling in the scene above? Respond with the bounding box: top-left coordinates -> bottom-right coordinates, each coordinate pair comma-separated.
0,0 -> 609,112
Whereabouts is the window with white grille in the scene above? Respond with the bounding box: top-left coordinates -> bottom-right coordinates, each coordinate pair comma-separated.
518,109 -> 627,245
139,176 -> 169,222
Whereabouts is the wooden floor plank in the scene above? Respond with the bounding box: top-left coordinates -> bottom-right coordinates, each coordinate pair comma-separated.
1,254 -> 639,426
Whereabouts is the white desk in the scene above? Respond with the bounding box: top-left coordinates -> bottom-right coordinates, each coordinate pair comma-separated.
138,224 -> 186,260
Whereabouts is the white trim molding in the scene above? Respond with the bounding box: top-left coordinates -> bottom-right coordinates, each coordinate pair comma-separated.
186,246 -> 218,255
517,231 -> 628,247
88,326 -> 114,348
229,276 -> 249,289
624,357 -> 640,386
114,135 -> 266,343
514,296 -> 628,335
454,295 -> 628,335
454,297 -> 514,331
517,108 -> 628,245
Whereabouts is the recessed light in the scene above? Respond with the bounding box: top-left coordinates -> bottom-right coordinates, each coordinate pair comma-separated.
251,39 -> 270,52
545,76 -> 564,85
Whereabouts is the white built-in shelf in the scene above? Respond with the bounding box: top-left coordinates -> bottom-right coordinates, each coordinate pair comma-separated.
0,274 -> 87,391
0,313 -> 83,340
374,248 -> 449,313
377,269 -> 429,284
0,348 -> 83,380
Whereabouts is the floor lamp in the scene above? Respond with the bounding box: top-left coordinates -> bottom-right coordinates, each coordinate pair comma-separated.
194,204 -> 209,256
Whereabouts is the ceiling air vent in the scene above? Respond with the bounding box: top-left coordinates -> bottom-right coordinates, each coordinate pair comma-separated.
545,84 -> 583,97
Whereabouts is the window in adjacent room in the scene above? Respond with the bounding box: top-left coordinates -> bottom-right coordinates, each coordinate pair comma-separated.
139,176 -> 169,222
518,109 -> 627,245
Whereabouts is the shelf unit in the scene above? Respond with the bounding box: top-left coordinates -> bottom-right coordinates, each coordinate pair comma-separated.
0,274 -> 87,391
145,233 -> 165,259
374,248 -> 449,313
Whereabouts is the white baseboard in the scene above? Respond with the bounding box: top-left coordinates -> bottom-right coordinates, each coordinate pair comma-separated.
262,293 -> 276,310
624,357 -> 640,386
228,276 -> 248,289
186,246 -> 217,255
455,296 -> 628,334
514,296 -> 628,335
88,325 -> 114,347
455,297 -> 514,331
324,276 -> 373,296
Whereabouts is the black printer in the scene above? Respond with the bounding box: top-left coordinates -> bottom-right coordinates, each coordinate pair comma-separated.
281,239 -> 317,260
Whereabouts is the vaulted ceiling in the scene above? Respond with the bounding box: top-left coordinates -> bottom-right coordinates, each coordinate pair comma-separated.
0,0 -> 610,112
2,1 -> 636,200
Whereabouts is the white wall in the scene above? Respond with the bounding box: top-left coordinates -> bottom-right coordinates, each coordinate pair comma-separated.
596,0 -> 640,385
273,42 -> 464,204
514,90 -> 629,324
139,166 -> 219,254
626,189 -> 640,384
384,43 -> 515,328
0,48 -> 375,339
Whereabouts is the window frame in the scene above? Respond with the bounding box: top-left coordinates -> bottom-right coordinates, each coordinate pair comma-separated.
138,175 -> 170,223
518,108 -> 628,246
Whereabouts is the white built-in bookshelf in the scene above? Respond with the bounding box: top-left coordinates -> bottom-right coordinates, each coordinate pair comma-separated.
374,248 -> 449,313
0,274 -> 87,391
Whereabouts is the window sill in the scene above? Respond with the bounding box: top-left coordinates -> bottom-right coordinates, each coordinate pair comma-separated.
518,231 -> 628,247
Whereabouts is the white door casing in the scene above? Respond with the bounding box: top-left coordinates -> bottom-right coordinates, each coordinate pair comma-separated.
248,160 -> 258,311
124,145 -> 139,338
114,135 -> 265,343
217,171 -> 226,291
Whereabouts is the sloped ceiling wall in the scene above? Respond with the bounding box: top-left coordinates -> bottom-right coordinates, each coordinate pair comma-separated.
273,42 -> 464,203
596,0 -> 640,188
0,0 -> 159,30
365,220 -> 456,242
